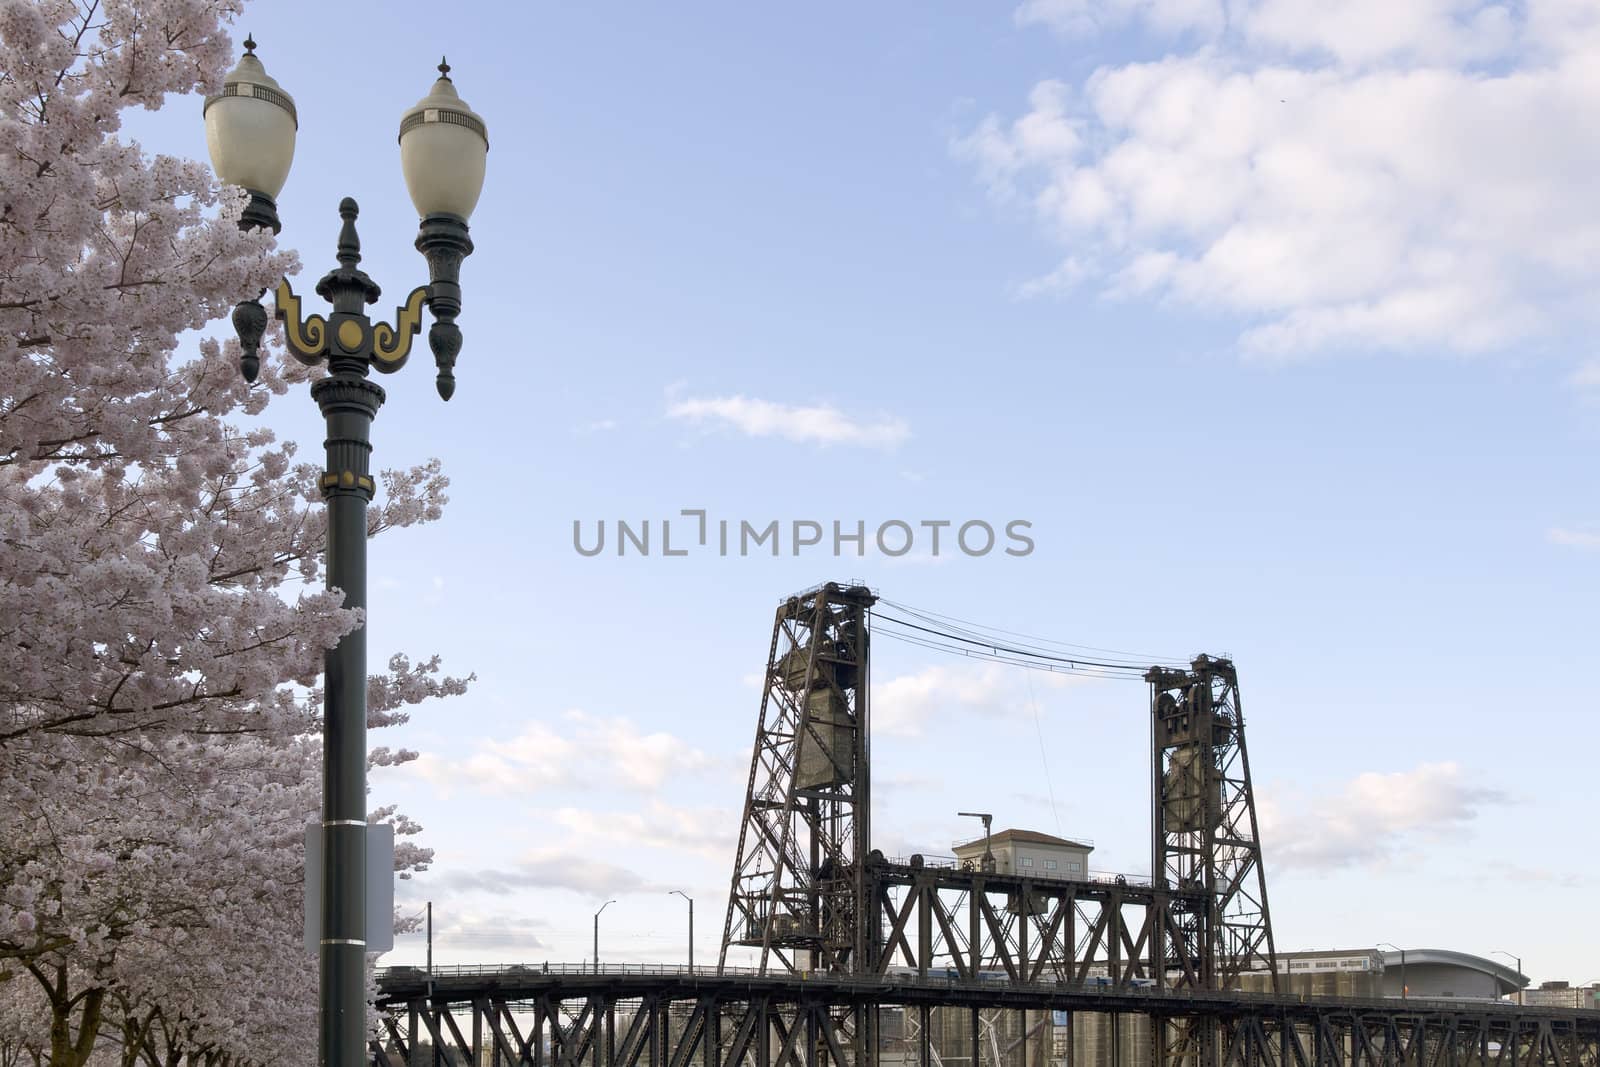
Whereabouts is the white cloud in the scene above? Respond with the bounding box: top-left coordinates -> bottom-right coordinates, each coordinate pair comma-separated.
666,394 -> 910,448
1568,360 -> 1600,389
1258,761 -> 1506,871
1240,0 -> 1516,66
407,721 -> 577,795
1015,255 -> 1093,300
1481,861 -> 1582,890
567,711 -> 717,791
549,800 -> 736,861
1547,525 -> 1600,549
407,711 -> 714,796
962,1 -> 1600,358
876,663 -> 1009,738
874,662 -> 1091,737
392,910 -> 551,952
431,852 -> 658,898
1017,0 -> 1224,38
1016,0 -> 1596,65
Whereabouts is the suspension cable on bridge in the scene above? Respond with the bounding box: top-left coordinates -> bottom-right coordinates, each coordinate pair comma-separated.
877,597 -> 1186,665
869,600 -> 1187,679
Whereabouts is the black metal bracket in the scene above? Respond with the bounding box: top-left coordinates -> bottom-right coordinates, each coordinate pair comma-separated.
414,212 -> 474,400
230,197 -> 473,400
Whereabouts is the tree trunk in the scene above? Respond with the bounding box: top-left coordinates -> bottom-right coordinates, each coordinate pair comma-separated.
42,965 -> 103,1067
115,1004 -> 159,1067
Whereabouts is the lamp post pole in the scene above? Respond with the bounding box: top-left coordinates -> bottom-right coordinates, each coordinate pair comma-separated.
670,890 -> 694,971
298,199 -> 474,1067
204,44 -> 487,1067
320,209 -> 381,1067
595,900 -> 617,974
1491,951 -> 1523,1004
1378,943 -> 1407,1000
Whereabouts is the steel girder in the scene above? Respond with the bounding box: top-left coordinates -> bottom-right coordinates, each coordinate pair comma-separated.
372,973 -> 1600,1067
863,859 -> 1211,989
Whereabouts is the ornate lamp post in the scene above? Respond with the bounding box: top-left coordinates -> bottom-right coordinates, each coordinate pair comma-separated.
203,40 -> 488,1067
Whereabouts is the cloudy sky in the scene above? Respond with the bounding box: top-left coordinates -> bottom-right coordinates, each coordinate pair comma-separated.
135,0 -> 1596,981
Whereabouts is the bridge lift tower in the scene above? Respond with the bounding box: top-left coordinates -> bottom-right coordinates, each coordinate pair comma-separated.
1147,655 -> 1278,992
719,582 -> 877,976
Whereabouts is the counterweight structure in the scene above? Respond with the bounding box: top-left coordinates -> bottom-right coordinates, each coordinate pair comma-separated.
719,582 -> 877,976
1147,655 -> 1277,991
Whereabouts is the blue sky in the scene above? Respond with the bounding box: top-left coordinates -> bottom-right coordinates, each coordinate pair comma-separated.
133,0 -> 1596,981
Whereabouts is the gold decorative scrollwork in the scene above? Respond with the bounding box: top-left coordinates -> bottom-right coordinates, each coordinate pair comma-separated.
275,280 -> 328,364
372,286 -> 429,369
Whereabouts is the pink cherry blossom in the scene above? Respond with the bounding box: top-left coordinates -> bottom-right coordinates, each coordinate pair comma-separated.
0,5 -> 466,1065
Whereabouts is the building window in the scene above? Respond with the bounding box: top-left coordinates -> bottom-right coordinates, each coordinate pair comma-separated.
1020,857 -> 1034,868
1044,860 -> 1058,870
1067,861 -> 1082,872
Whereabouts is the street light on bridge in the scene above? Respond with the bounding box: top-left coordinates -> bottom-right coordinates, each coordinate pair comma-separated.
203,38 -> 488,1067
594,899 -> 618,974
1378,943 -> 1408,1000
1491,950 -> 1524,1003
670,890 -> 695,971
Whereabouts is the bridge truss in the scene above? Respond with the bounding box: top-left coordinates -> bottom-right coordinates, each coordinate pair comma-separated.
373,969 -> 1600,1067
864,857 -> 1212,988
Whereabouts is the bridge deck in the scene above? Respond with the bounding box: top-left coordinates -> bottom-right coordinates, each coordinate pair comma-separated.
377,965 -> 1600,1029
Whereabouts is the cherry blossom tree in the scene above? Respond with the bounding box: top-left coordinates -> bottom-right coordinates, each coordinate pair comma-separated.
0,2 -> 466,1064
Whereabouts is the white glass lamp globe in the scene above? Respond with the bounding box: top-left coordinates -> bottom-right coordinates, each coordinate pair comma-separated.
398,60 -> 489,220
203,38 -> 297,198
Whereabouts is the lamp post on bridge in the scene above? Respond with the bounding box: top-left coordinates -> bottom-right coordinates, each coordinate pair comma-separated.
1491,950 -> 1523,1004
203,39 -> 488,1067
670,890 -> 694,971
1378,943 -> 1408,1000
595,899 -> 617,974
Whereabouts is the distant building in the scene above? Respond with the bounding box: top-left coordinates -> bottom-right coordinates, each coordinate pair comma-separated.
951,829 -> 1093,879
1240,948 -> 1525,1001
1374,949 -> 1525,1000
1239,949 -> 1384,999
1521,981 -> 1600,1009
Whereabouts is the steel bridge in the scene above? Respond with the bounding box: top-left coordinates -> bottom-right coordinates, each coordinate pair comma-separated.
373,583 -> 1600,1067
373,965 -> 1600,1067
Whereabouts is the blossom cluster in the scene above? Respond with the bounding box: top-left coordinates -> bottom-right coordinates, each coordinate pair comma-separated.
0,3 -> 466,1064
